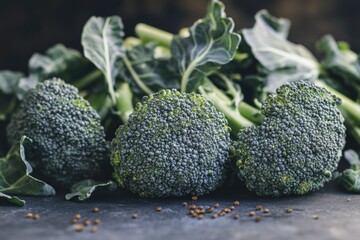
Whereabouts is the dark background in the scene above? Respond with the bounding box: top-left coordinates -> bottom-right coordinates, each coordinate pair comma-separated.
0,0 -> 359,72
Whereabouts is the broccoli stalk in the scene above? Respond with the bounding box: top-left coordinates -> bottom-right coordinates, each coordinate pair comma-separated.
134,23 -> 261,133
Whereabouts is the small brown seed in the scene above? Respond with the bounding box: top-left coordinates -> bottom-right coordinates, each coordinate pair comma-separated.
255,205 -> 262,211
214,203 -> 220,208
156,207 -> 162,212
234,201 -> 240,206
192,196 -> 198,201
181,202 -> 187,206
91,226 -> 97,233
263,208 -> 270,214
74,214 -> 81,220
206,207 -> 213,213
131,214 -> 138,219
25,212 -> 33,219
255,217 -> 262,222
71,218 -> 78,224
219,212 -> 226,216
312,215 -> 319,220
93,207 -> 100,213
83,220 -> 91,226
197,215 -> 203,220
74,224 -> 84,232
93,218 -> 101,225
224,208 -> 231,213
189,204 -> 196,210
233,214 -> 240,220
197,206 -> 204,210
33,214 -> 40,220
286,208 -> 293,213
229,206 -> 235,210
211,214 -> 218,219
248,211 -> 256,217
191,213 -> 197,218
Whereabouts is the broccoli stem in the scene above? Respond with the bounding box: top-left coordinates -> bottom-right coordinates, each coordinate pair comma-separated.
115,82 -> 134,123
135,23 -> 173,47
199,80 -> 254,133
72,70 -> 103,90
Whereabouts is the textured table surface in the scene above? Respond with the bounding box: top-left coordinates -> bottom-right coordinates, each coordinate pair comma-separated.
0,184 -> 359,240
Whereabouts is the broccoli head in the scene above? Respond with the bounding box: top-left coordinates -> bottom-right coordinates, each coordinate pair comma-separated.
234,81 -> 346,196
7,79 -> 110,189
111,89 -> 231,197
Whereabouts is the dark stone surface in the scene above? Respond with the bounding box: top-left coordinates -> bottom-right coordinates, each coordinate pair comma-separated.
0,185 -> 359,240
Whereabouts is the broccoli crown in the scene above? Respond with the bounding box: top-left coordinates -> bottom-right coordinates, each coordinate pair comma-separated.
111,89 -> 231,197
234,80 -> 346,196
7,79 -> 110,189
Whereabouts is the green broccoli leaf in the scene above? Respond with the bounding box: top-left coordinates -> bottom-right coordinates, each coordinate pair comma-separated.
242,10 -> 319,93
65,179 -> 117,201
317,35 -> 360,98
82,16 -> 126,103
0,70 -> 24,94
28,44 -> 97,88
117,43 -> 179,96
0,136 -> 56,197
170,0 -> 241,92
0,192 -> 25,207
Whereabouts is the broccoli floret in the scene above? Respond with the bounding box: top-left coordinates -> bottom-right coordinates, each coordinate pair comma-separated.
7,79 -> 110,189
234,81 -> 346,196
111,89 -> 231,197
336,150 -> 360,192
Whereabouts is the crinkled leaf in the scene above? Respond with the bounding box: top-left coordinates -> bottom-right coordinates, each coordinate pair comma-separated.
317,35 -> 360,88
28,44 -> 94,86
242,10 -> 319,93
117,43 -> 179,96
82,16 -> 126,103
0,136 -> 56,196
170,0 -> 241,92
0,71 -> 24,94
65,179 -> 117,201
0,192 -> 25,206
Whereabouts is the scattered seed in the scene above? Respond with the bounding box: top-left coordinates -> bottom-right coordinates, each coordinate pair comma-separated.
214,203 -> 220,208
229,206 -> 235,210
91,226 -> 97,233
181,202 -> 187,206
224,208 -> 231,213
33,214 -> 40,220
233,214 -> 240,219
263,208 -> 271,214
131,214 -> 138,219
219,212 -> 226,217
312,215 -> 319,220
93,218 -> 101,225
211,214 -> 218,219
189,204 -> 196,210
191,213 -> 197,218
83,220 -> 91,226
156,207 -> 162,212
74,224 -> 84,232
197,206 -> 204,210
234,201 -> 240,206
197,215 -> 203,220
255,217 -> 262,222
192,196 -> 198,201
255,205 -> 262,211
93,207 -> 100,213
74,214 -> 81,220
71,218 -> 78,224
248,211 -> 256,217
25,212 -> 33,219
286,208 -> 293,213
206,207 -> 213,213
